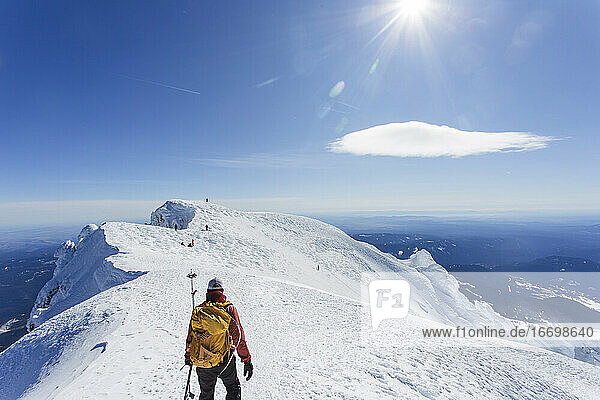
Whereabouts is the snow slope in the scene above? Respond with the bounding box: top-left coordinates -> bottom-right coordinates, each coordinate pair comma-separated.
1,200 -> 599,399
26,224 -> 144,330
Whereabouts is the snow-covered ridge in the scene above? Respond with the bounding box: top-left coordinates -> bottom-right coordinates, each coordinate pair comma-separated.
150,199 -> 197,230
18,199 -> 586,343
27,224 -> 144,330
1,200 -> 599,399
148,200 -> 503,327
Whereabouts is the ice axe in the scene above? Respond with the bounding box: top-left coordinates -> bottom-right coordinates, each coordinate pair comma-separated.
183,365 -> 195,399
187,270 -> 198,308
183,270 -> 198,400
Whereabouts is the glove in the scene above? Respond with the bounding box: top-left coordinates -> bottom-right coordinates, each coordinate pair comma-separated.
243,361 -> 253,381
185,353 -> 192,366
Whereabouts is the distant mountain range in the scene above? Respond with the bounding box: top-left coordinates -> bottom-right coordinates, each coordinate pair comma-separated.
451,256 -> 600,272
352,233 -> 600,272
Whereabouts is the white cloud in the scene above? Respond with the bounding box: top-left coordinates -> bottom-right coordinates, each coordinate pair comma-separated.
328,121 -> 556,158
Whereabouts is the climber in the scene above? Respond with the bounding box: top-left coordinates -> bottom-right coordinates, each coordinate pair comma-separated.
187,239 -> 195,247
185,278 -> 253,400
205,224 -> 209,231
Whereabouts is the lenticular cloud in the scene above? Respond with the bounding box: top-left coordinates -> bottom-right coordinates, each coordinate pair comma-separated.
329,121 -> 555,158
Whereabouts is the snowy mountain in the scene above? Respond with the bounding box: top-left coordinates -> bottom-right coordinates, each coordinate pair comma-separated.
1,200 -> 599,399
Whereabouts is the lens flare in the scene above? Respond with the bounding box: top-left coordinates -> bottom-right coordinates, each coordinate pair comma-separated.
329,81 -> 345,98
369,59 -> 380,75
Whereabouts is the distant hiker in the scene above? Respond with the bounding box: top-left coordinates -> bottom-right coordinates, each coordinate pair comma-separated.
175,224 -> 178,231
205,224 -> 209,231
188,239 -> 195,247
185,278 -> 253,400
206,198 -> 209,202
317,265 -> 320,271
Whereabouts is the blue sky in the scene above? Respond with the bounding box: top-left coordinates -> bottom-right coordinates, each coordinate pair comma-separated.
1,0 -> 599,224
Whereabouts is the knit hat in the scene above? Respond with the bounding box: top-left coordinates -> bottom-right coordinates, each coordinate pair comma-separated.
207,277 -> 224,292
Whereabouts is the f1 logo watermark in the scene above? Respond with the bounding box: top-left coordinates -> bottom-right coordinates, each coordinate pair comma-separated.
369,280 -> 411,330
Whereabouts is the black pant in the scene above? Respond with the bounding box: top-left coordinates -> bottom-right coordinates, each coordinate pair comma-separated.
196,353 -> 241,400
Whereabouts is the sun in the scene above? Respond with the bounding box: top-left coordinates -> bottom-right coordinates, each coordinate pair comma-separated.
368,0 -> 434,45
366,0 -> 437,56
397,0 -> 431,19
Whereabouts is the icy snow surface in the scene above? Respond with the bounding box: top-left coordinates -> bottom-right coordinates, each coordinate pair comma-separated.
1,200 -> 599,399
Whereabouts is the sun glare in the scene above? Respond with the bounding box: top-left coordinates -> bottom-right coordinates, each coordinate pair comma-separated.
397,0 -> 431,19
368,0 -> 435,45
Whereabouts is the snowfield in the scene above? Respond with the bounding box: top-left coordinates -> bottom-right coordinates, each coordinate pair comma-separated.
1,200 -> 599,399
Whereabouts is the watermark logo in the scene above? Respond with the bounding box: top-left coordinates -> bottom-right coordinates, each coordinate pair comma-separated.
369,280 -> 411,330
